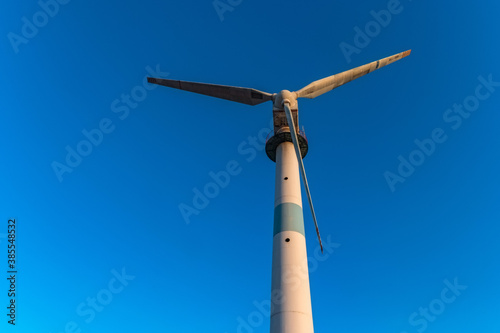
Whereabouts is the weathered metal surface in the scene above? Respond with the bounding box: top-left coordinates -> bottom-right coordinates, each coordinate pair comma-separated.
265,128 -> 308,162
146,77 -> 273,105
296,49 -> 411,99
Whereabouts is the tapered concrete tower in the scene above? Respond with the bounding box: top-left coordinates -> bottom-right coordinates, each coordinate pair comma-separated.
271,141 -> 314,332
266,94 -> 314,333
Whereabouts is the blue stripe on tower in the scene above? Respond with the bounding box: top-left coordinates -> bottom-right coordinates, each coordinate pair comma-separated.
273,202 -> 305,236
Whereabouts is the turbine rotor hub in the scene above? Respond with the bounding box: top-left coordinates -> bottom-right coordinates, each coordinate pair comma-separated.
273,90 -> 298,110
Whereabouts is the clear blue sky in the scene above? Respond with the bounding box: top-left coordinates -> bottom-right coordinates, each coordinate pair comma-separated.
1,1 -> 500,332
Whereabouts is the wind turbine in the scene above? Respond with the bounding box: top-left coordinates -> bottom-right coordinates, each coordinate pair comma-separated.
148,49 -> 411,333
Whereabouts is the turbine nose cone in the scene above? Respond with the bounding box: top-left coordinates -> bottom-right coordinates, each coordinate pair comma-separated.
274,90 -> 298,110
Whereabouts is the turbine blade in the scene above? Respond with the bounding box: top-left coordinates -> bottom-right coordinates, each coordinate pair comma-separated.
283,102 -> 323,253
147,77 -> 273,106
296,49 -> 411,99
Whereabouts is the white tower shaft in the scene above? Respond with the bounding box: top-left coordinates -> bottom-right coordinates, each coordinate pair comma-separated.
270,141 -> 314,333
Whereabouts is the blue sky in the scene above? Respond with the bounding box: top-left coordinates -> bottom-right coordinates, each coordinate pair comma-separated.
1,0 -> 500,332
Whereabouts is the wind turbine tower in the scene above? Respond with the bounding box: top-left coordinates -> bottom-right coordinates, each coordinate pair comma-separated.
148,49 -> 411,333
